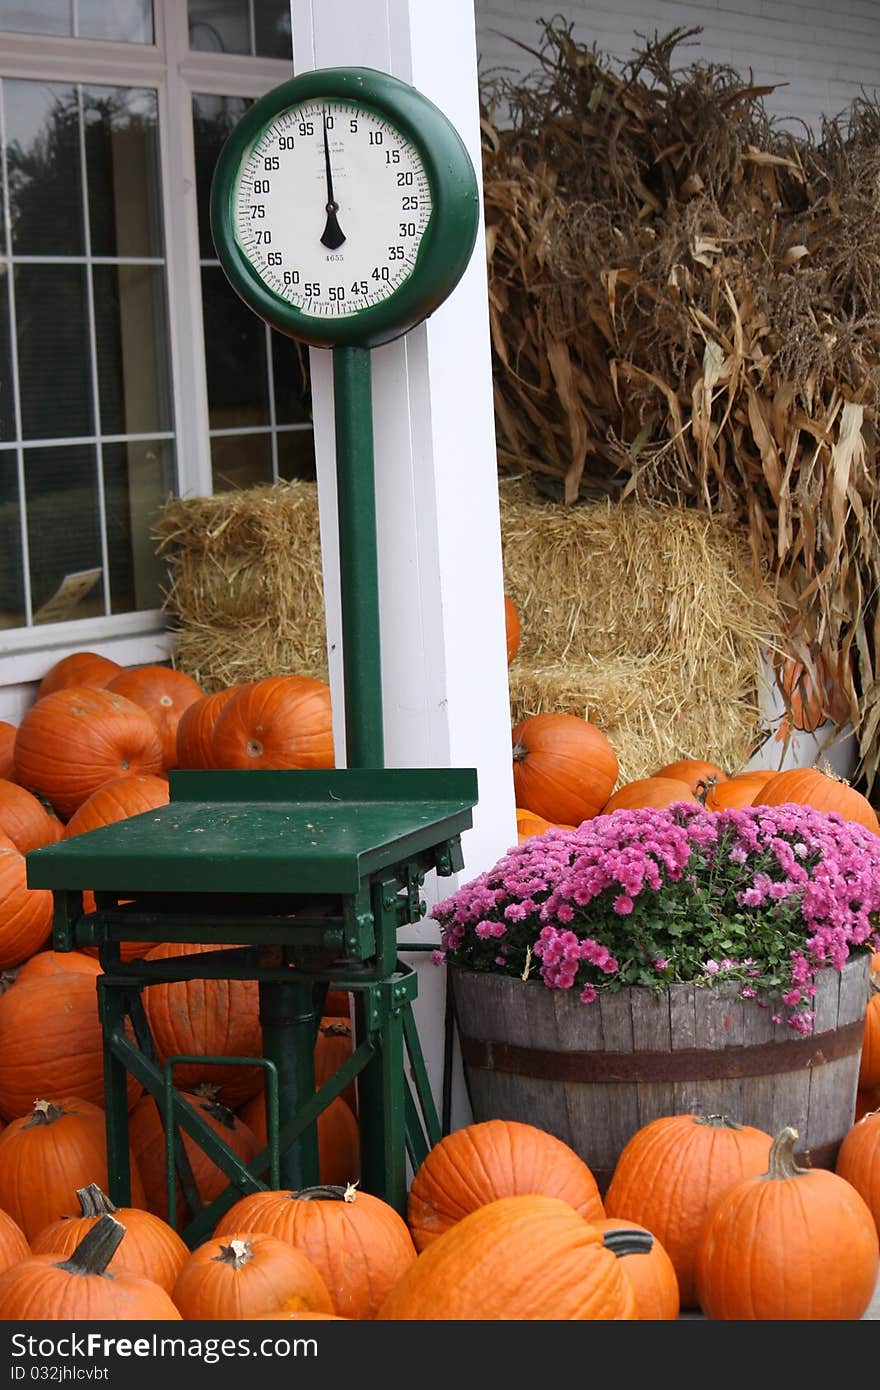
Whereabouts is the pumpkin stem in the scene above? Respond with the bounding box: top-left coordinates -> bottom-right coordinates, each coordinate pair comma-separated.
765,1126 -> 810,1180
57,1215 -> 125,1277
512,739 -> 529,764
320,1020 -> 351,1037
26,1099 -> 68,1127
695,1114 -> 744,1130
292,1183 -> 358,1204
76,1184 -> 118,1218
694,776 -> 717,806
602,1229 -> 654,1258
215,1239 -> 254,1269
194,1095 -> 238,1131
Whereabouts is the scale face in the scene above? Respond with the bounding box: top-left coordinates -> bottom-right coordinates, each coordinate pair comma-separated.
210,66 -> 480,348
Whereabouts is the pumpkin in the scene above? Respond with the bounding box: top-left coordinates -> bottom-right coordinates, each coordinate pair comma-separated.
754,766 -> 879,834
0,831 -> 54,970
504,595 -> 521,664
696,1126 -> 879,1319
652,758 -> 728,794
15,949 -> 102,985
601,776 -> 697,814
63,773 -> 170,839
323,989 -> 352,1019
407,1118 -> 604,1252
592,1216 -> 680,1320
702,769 -> 775,810
171,1231 -> 334,1321
0,971 -> 142,1118
211,675 -> 334,770
0,1208 -> 30,1275
106,665 -> 203,770
858,959 -> 880,1089
511,713 -> 619,825
836,1110 -> 880,1238
238,1094 -> 360,1189
0,779 -> 63,853
515,806 -> 566,842
0,1099 -> 146,1239
30,1182 -> 188,1294
314,1016 -> 357,1114
603,1112 -> 773,1307
36,651 -> 122,701
856,1086 -> 880,1122
175,686 -> 243,769
13,686 -> 164,819
252,1310 -> 346,1320
214,1183 -> 416,1320
0,724 -> 17,782
0,1214 -> 181,1320
377,1194 -> 638,1320
142,942 -> 263,1107
128,1090 -> 260,1225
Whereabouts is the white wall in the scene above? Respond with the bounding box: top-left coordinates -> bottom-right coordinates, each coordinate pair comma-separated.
475,0 -> 880,131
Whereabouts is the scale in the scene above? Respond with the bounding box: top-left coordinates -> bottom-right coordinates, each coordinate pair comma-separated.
27,66 -> 481,1244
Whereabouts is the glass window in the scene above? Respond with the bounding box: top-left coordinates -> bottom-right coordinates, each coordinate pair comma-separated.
188,0 -> 291,61
5,79 -> 85,256
84,86 -> 163,258
15,264 -> 93,439
0,1 -> 154,43
0,453 -> 25,628
25,444 -> 105,623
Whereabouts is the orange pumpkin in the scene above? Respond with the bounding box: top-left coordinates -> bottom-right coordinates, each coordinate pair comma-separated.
504,595 -> 521,664
652,758 -> 728,794
0,723 -> 17,782
0,1215 -> 181,1320
36,651 -> 122,701
604,1113 -> 773,1307
0,1099 -> 146,1239
515,806 -> 563,842
31,1182 -> 188,1294
592,1216 -> 680,1320
703,769 -> 775,810
214,1183 -> 416,1320
322,989 -> 352,1019
211,675 -> 334,771
0,1208 -> 30,1275
0,831 -> 54,969
314,1016 -> 357,1114
377,1194 -> 637,1320
856,1085 -> 880,1122
754,766 -> 879,834
63,773 -> 170,839
175,686 -> 243,769
15,950 -> 102,984
511,712 -> 618,825
13,686 -> 164,819
106,665 -> 203,770
407,1118 -> 604,1252
858,956 -> 880,1089
142,942 -> 263,1107
696,1126 -> 879,1319
171,1231 -> 334,1321
128,1090 -> 260,1226
0,972 -> 142,1119
601,776 -> 696,814
836,1110 -> 880,1239
0,779 -> 63,853
238,1093 -> 360,1189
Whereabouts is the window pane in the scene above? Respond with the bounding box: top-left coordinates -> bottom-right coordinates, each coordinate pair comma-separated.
0,275 -> 14,440
25,444 -> 104,624
192,92 -> 250,260
202,266 -> 269,430
0,2 -> 71,38
0,452 -> 25,628
94,265 -> 171,436
4,80 -> 84,256
78,0 -> 153,44
272,335 -> 312,426
254,2 -> 291,60
103,439 -> 173,613
188,0 -> 249,55
210,432 -> 271,491
15,265 -> 93,439
277,429 -> 316,482
84,85 -> 162,258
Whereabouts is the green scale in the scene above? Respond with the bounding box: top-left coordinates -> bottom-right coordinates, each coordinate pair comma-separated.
27,66 -> 481,1246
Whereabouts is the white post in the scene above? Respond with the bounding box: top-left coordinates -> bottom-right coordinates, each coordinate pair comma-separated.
289,0 -> 515,1128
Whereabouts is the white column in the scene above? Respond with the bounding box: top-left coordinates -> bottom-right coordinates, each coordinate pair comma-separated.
289,0 -> 515,1127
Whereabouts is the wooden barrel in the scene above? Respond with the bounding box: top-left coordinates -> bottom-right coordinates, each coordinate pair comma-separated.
450,953 -> 871,1194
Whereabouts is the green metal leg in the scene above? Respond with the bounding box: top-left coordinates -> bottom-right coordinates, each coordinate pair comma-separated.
96,978 -> 133,1206
356,987 -> 406,1212
258,978 -> 319,1190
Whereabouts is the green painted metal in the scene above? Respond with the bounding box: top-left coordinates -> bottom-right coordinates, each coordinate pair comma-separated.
258,980 -> 319,1190
334,345 -> 383,769
209,66 -> 480,350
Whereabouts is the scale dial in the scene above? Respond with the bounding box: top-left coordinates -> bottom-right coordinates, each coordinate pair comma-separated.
211,67 -> 479,348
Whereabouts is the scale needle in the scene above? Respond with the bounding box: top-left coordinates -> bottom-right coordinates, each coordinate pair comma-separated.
320,110 -> 346,250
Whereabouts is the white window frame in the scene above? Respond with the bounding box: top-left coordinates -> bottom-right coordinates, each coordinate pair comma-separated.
0,4 -> 293,690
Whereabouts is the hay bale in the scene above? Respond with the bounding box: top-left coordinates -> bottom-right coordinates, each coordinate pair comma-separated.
152,476 -> 780,779
152,482 -> 327,692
